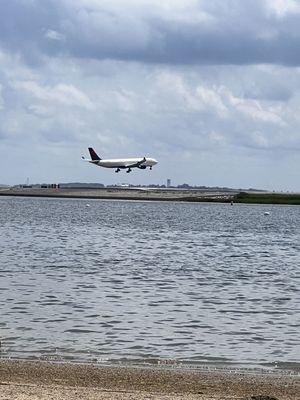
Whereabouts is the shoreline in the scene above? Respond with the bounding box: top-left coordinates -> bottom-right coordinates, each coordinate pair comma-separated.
0,188 -> 235,203
1,188 -> 300,205
0,360 -> 299,399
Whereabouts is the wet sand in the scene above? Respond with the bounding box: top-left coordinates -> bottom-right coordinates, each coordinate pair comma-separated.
0,361 -> 299,399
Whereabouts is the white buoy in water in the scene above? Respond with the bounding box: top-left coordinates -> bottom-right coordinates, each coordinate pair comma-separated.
264,211 -> 270,215
86,204 -> 90,207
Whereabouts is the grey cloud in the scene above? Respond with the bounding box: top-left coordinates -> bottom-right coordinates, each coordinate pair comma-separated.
1,2 -> 300,190
2,0 -> 300,66
0,1 -> 62,64
243,83 -> 292,102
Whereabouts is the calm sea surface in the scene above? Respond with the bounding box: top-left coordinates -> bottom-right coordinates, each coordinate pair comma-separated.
0,196 -> 299,370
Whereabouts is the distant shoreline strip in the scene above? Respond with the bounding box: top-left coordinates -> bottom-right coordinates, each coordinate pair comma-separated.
1,189 -> 300,204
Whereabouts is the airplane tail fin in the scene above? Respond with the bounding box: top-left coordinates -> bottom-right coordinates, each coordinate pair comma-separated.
88,147 -> 101,161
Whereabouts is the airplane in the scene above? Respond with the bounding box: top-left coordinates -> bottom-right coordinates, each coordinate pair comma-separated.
82,147 -> 158,173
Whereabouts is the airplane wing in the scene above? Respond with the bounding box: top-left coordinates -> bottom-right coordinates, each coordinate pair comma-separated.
124,157 -> 146,168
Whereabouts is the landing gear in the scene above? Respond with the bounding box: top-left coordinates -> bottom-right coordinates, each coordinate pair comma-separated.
126,168 -> 132,173
115,168 -> 120,173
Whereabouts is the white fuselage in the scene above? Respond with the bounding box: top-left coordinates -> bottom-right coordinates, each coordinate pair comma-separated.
90,157 -> 157,168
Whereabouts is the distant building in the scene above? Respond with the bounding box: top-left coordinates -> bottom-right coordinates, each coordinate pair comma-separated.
167,179 -> 171,188
178,183 -> 190,189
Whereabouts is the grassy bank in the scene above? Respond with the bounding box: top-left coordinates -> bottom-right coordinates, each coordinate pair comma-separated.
233,192 -> 300,205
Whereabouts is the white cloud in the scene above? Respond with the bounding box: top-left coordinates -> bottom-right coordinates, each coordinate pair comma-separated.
265,0 -> 300,17
154,71 -> 228,117
235,99 -> 285,125
45,29 -> 65,41
0,84 -> 4,110
250,130 -> 270,148
13,81 -> 94,110
196,86 -> 228,117
111,90 -> 136,112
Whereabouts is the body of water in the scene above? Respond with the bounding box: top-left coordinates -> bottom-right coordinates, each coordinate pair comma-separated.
0,197 -> 299,370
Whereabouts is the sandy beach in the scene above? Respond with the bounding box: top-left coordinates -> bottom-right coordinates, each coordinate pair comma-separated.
0,361 -> 299,399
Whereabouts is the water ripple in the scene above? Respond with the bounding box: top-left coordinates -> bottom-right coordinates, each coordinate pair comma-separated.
0,197 -> 299,369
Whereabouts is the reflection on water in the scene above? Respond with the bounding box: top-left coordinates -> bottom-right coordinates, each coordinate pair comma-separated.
0,196 -> 299,369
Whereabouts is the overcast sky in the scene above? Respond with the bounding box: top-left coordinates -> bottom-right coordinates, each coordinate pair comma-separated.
1,0 -> 300,190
